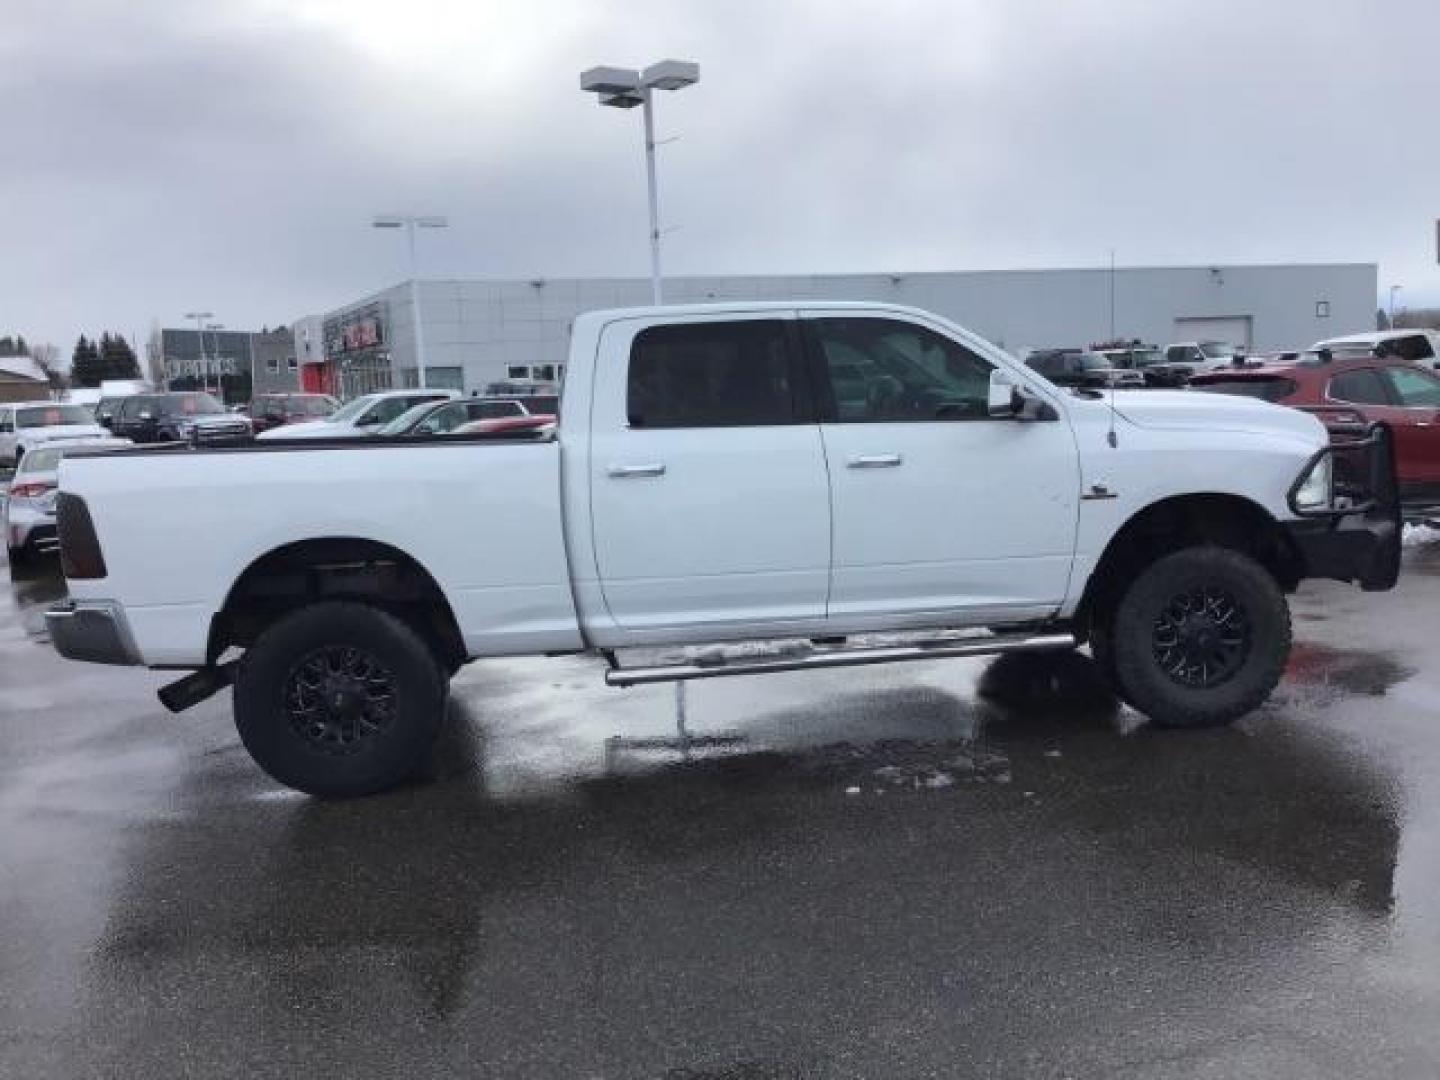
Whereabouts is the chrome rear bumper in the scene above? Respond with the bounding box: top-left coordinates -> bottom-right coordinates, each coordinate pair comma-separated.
45,600 -> 142,666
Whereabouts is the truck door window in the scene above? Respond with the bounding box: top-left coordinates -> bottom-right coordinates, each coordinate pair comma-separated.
1384,366 -> 1440,408
1328,369 -> 1390,406
627,320 -> 799,428
808,318 -> 995,422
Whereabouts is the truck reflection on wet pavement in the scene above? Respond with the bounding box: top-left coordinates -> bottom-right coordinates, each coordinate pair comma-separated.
3,540 -> 1440,1078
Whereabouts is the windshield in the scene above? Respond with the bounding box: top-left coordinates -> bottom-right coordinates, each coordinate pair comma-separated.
1199,342 -> 1237,359
1077,352 -> 1111,370
377,401 -> 440,435
156,393 -> 226,417
327,396 -> 377,424
15,404 -> 94,428
1130,348 -> 1163,367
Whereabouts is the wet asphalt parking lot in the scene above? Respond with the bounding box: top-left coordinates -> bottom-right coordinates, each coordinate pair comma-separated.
3,530 -> 1440,1079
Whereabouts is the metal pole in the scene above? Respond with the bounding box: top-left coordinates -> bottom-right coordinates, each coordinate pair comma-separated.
409,220 -> 428,389
193,315 -> 207,393
641,87 -> 663,304
1108,249 -> 1116,340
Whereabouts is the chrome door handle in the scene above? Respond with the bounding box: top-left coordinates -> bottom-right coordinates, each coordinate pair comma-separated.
607,462 -> 666,478
847,453 -> 903,468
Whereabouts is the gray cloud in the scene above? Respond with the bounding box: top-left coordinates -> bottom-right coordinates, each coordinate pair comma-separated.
1,0 -> 1437,352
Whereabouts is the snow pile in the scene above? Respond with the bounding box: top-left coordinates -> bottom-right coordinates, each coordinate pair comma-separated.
1403,523 -> 1440,548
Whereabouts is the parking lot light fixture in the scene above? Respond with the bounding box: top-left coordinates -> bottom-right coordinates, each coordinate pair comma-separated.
581,59 -> 701,304
372,215 -> 449,389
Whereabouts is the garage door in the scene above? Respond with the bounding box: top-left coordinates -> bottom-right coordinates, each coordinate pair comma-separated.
1173,316 -> 1253,349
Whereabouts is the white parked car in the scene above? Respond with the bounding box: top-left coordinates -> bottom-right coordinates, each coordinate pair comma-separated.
255,389 -> 458,440
5,437 -> 130,564
1312,329 -> 1440,369
46,302 -> 1399,797
0,401 -> 111,468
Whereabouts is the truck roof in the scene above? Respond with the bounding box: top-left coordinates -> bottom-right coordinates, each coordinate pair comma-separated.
575,300 -> 937,325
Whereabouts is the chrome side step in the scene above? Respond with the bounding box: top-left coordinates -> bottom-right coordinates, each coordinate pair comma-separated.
604,630 -> 1077,688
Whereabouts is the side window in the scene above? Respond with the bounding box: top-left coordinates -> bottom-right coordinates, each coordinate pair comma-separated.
809,317 -> 996,423
1385,367 -> 1440,408
0,408 -> 12,433
474,401 -> 520,419
627,320 -> 799,428
1329,369 -> 1391,406
424,404 -> 468,433
1397,335 -> 1435,362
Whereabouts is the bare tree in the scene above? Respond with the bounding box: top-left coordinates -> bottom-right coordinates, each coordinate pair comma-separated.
28,342 -> 67,390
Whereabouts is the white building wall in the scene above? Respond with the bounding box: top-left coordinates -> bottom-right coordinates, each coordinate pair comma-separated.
318,263 -> 1375,396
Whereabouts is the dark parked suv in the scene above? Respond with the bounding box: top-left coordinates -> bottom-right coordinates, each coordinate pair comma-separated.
104,392 -> 253,445
1025,349 -> 1144,389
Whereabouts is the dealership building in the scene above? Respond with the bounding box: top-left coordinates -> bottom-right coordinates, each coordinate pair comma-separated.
296,262 -> 1377,398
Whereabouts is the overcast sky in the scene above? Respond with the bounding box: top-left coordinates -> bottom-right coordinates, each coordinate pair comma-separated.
3,0 -> 1438,352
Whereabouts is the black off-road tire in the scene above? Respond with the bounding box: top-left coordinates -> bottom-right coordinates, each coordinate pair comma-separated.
1111,546 -> 1290,729
234,601 -> 448,797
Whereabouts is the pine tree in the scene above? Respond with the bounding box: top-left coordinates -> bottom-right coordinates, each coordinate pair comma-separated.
14,334 -> 27,356
71,335 -> 104,387
96,332 -> 140,380
0,336 -> 14,356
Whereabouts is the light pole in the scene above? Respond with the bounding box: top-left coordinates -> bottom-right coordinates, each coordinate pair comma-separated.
1389,284 -> 1403,328
205,322 -> 225,396
372,214 -> 448,389
185,310 -> 213,392
580,60 -> 700,304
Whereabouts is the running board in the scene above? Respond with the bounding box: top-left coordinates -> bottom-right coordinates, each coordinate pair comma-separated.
604,630 -> 1077,688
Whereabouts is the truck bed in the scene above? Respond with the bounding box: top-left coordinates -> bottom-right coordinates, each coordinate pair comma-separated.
59,434 -> 582,666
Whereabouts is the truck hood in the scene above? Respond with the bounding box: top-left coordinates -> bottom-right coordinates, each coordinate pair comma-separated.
255,419 -> 364,440
21,423 -> 109,443
1112,390 -> 1326,444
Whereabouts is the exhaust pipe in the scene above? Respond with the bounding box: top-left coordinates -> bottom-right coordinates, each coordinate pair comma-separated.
157,662 -> 236,714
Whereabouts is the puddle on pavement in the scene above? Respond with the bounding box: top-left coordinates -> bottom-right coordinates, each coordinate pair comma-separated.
1280,641 -> 1416,702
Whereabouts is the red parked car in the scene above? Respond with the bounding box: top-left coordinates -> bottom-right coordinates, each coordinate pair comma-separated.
1192,352 -> 1440,509
247,392 -> 340,434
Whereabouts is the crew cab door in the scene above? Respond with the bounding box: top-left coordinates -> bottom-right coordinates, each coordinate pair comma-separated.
802,312 -> 1079,625
588,314 -> 831,637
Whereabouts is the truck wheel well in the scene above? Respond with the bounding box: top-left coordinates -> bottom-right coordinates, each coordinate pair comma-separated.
1077,494 -> 1300,639
209,538 -> 466,673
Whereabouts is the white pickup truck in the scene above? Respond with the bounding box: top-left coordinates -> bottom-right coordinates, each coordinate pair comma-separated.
45,302 -> 1401,796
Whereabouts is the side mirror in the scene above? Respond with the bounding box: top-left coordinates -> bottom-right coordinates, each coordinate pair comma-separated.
988,370 -> 1057,421
988,370 -> 1019,417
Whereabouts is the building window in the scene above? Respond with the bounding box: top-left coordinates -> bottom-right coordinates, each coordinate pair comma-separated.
533,364 -> 556,382
507,365 -> 531,380
267,356 -> 280,373
287,355 -> 298,371
1315,300 -> 1331,318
